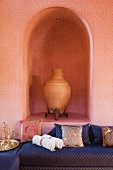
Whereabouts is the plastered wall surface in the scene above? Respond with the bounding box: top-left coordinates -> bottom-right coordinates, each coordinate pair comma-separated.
29,7 -> 90,117
0,0 -> 113,137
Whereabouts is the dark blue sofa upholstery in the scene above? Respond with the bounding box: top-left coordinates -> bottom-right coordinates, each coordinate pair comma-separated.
20,168 -> 113,170
0,142 -> 22,170
18,142 -> 113,170
1,124 -> 113,170
0,153 -> 20,170
17,124 -> 113,170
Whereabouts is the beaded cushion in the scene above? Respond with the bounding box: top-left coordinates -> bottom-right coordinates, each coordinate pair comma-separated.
62,126 -> 84,147
55,123 -> 90,144
102,127 -> 113,147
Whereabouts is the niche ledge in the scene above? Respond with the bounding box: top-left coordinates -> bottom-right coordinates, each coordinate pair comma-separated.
24,113 -> 90,134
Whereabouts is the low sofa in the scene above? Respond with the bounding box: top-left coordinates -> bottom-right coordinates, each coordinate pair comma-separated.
0,144 -> 21,170
18,124 -> 113,170
1,124 -> 113,170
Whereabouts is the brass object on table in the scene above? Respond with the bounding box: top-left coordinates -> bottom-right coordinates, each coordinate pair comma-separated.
0,122 -> 19,151
1,122 -> 7,146
0,139 -> 19,151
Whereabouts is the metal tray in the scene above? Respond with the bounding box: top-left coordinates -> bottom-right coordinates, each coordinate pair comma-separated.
0,139 -> 19,151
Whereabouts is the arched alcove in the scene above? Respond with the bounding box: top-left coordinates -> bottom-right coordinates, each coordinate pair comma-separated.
25,7 -> 92,123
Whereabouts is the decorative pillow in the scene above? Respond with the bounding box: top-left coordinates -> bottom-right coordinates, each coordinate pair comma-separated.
90,124 -> 113,144
61,125 -> 84,147
102,127 -> 113,147
20,120 -> 43,142
89,125 -> 94,143
55,124 -> 62,138
47,127 -> 56,137
90,124 -> 103,144
55,123 -> 90,144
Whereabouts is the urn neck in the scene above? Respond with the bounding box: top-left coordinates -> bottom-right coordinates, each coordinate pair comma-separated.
52,68 -> 64,78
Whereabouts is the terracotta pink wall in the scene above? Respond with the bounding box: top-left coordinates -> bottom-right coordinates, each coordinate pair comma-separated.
29,7 -> 90,117
0,0 -> 113,137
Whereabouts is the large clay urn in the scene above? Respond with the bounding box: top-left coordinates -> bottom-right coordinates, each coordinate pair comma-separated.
43,68 -> 71,120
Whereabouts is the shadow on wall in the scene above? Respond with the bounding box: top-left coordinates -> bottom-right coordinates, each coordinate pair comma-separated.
29,75 -> 47,114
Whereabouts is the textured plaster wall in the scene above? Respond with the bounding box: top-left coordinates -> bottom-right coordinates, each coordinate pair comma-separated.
0,0 -> 113,137
29,7 -> 90,117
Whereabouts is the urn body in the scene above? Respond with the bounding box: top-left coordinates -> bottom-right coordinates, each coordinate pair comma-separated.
43,68 -> 71,114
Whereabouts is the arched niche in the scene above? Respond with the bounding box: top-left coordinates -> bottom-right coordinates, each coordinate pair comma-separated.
24,7 -> 92,122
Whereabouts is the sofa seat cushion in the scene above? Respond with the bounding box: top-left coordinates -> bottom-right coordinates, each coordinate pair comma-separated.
0,153 -> 20,170
20,167 -> 113,170
18,142 -> 113,167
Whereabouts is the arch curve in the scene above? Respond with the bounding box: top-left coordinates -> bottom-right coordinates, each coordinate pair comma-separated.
23,7 -> 93,121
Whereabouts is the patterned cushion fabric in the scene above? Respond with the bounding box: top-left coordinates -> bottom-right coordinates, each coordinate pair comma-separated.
102,127 -> 113,147
62,126 -> 84,147
89,125 -> 94,143
90,124 -> 103,144
20,120 -> 43,142
20,167 -> 113,170
55,123 -> 90,144
47,127 -> 56,137
55,124 -> 62,138
90,124 -> 113,144
18,142 -> 113,167
0,153 -> 20,170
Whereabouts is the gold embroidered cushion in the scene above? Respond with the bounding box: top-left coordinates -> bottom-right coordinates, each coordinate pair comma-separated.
61,125 -> 84,147
102,127 -> 113,147
20,120 -> 43,142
